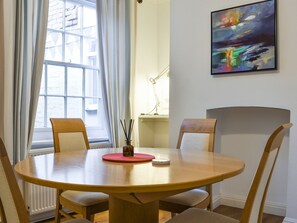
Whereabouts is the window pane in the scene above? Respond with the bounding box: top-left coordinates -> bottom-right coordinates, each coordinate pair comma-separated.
65,34 -> 81,63
65,1 -> 81,34
40,66 -> 45,95
67,67 -> 83,96
47,97 -> 65,126
48,65 -> 65,95
48,0 -> 64,30
83,38 -> 97,66
85,69 -> 99,97
85,98 -> 99,127
67,98 -> 82,118
83,7 -> 97,37
35,96 -> 45,128
45,31 -> 63,61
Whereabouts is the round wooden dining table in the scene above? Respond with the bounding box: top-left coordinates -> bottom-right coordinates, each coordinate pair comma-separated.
15,147 -> 245,223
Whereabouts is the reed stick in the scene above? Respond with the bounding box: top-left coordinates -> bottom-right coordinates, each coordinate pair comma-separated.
120,119 -> 134,141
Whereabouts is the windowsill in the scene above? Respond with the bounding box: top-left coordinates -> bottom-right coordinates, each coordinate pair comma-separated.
30,138 -> 111,150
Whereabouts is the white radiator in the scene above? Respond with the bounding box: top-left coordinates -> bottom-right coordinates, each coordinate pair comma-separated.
26,148 -> 56,215
25,145 -> 103,218
26,183 -> 56,215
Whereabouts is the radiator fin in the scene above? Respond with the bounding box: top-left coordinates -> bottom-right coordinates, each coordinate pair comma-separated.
27,183 -> 56,214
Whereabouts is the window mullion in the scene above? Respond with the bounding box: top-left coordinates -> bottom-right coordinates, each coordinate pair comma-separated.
80,4 -> 83,64
44,63 -> 48,127
82,68 -> 86,120
65,66 -> 67,118
62,0 -> 66,62
63,0 -> 66,118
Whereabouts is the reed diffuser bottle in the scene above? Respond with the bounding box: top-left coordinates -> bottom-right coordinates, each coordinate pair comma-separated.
120,119 -> 134,157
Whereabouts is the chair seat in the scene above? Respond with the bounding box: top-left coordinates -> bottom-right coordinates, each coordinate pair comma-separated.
166,208 -> 239,223
161,189 -> 209,206
61,190 -> 109,206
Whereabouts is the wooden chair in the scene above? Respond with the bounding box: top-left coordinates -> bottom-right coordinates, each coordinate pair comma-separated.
159,118 -> 217,215
0,137 -> 91,223
50,118 -> 109,223
166,123 -> 292,223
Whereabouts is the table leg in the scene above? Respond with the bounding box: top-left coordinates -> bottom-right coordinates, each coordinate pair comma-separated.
109,195 -> 159,223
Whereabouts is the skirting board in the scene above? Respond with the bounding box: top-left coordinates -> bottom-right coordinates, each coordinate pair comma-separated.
30,209 -> 55,223
219,193 -> 286,216
213,193 -> 297,223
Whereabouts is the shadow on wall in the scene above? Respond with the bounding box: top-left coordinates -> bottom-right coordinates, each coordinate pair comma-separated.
207,106 -> 290,216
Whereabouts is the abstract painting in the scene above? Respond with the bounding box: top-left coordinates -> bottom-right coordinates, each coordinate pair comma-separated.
211,0 -> 277,75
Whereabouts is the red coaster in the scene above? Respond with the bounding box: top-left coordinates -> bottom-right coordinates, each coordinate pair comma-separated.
102,153 -> 155,163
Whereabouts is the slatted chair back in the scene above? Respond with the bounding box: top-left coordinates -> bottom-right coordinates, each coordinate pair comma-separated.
241,123 -> 292,223
166,123 -> 292,223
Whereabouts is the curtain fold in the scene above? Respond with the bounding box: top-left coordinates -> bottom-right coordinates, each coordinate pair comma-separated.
96,0 -> 131,147
12,0 -> 49,164
1,0 -> 49,195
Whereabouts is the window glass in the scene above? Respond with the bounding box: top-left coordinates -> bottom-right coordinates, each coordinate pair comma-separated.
65,1 -> 81,34
85,98 -> 99,127
45,31 -> 63,61
32,0 -> 108,147
83,7 -> 96,37
65,34 -> 81,63
35,96 -> 45,128
67,67 -> 83,96
47,65 -> 65,95
47,96 -> 65,123
40,66 -> 45,95
67,98 -> 83,118
85,69 -> 99,97
47,0 -> 64,30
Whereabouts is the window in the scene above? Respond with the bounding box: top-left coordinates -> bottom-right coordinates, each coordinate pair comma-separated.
32,0 -> 108,148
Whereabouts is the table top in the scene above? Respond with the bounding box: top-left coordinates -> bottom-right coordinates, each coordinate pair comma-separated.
15,147 -> 244,195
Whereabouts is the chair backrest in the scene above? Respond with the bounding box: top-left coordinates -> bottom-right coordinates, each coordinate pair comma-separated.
50,118 -> 90,153
240,123 -> 292,223
177,118 -> 217,152
0,138 -> 30,223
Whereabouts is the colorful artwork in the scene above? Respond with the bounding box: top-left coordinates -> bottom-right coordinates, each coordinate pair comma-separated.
211,0 -> 277,75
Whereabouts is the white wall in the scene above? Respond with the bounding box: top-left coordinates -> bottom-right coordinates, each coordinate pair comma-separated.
134,0 -> 170,117
0,0 -> 15,160
133,0 -> 170,145
170,0 -> 297,221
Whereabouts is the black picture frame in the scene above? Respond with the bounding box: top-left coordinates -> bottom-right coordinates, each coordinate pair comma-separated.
211,0 -> 277,75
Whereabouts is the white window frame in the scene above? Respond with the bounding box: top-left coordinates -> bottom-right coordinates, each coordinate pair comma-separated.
32,0 -> 109,149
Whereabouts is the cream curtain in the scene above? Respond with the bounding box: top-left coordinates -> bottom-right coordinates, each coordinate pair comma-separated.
96,0 -> 132,147
0,0 -> 48,163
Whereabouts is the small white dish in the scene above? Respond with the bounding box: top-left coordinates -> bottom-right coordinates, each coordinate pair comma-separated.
152,158 -> 170,165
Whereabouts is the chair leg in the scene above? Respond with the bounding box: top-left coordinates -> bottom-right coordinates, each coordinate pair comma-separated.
82,208 -> 93,221
91,214 -> 95,223
171,212 -> 177,218
85,212 -> 92,221
55,189 -> 63,223
207,197 -> 213,211
206,186 -> 213,211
